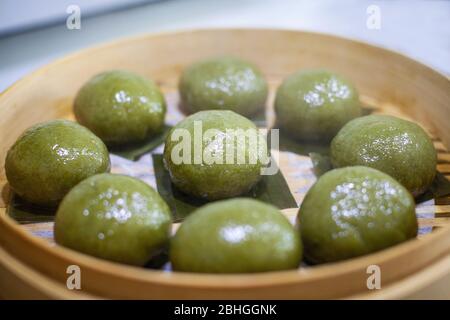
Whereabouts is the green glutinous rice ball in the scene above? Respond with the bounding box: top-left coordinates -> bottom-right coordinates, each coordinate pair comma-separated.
5,119 -> 110,207
170,198 -> 302,273
298,166 -> 417,264
163,110 -> 268,200
275,70 -> 361,142
331,115 -> 437,196
54,173 -> 172,266
74,70 -> 166,146
179,56 -> 268,117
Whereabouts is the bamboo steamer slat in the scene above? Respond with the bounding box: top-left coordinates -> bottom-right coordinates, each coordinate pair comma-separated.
0,29 -> 449,299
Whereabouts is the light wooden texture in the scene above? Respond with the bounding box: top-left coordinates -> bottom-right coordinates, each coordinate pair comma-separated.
0,29 -> 449,299
0,245 -> 98,299
349,254 -> 450,299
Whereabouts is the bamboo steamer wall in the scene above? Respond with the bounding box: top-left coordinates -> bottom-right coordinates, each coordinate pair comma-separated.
0,29 -> 449,299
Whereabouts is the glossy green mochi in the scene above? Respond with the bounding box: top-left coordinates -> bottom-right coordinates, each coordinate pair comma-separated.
171,198 -> 302,273
163,110 -> 268,200
5,120 -> 110,207
275,70 -> 361,141
179,56 -> 268,117
54,173 -> 172,266
298,166 -> 417,264
74,70 -> 166,146
331,115 -> 437,196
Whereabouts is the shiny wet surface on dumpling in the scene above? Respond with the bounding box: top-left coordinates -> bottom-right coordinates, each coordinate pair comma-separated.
171,198 -> 302,273
179,56 -> 268,117
275,70 -> 361,141
331,115 -> 437,196
163,110 -> 268,200
74,70 -> 166,146
5,119 -> 110,206
54,173 -> 171,266
298,166 -> 417,264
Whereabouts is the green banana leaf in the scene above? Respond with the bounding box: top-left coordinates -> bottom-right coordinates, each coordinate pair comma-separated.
110,125 -> 172,161
152,154 -> 297,222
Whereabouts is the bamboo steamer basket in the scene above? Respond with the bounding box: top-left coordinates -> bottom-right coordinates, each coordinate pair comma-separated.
0,29 -> 449,299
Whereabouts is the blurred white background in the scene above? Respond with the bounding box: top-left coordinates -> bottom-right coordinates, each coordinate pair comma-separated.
1,0 -> 449,91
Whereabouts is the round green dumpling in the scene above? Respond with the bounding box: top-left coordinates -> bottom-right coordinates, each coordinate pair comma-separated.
54,173 -> 172,266
275,70 -> 361,141
298,166 -> 417,264
163,110 -> 268,200
171,198 -> 302,273
74,70 -> 166,146
5,120 -> 110,207
179,56 -> 268,117
331,115 -> 437,196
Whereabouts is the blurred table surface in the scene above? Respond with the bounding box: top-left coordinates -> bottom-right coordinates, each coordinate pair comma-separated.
0,0 -> 449,91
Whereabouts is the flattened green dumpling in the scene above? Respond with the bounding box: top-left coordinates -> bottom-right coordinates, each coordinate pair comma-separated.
171,198 -> 302,273
5,120 -> 110,207
298,166 -> 417,264
163,110 -> 268,200
179,57 -> 268,117
331,115 -> 437,196
54,173 -> 172,266
275,70 -> 361,141
74,70 -> 166,146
